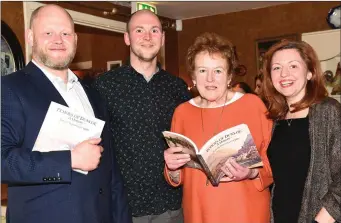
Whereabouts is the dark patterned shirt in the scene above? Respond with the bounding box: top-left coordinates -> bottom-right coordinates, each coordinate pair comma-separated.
94,64 -> 192,216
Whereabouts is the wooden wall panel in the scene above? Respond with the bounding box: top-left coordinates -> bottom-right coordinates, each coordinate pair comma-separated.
1,2 -> 25,57
164,29 -> 179,76
177,2 -> 339,88
91,29 -> 129,70
73,32 -> 93,63
73,24 -> 129,71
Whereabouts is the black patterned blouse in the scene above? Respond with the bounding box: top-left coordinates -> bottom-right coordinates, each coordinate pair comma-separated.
94,63 -> 192,216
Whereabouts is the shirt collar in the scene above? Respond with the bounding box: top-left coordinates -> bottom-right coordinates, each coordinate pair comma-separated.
125,59 -> 162,73
32,59 -> 78,84
32,60 -> 78,88
124,60 -> 161,82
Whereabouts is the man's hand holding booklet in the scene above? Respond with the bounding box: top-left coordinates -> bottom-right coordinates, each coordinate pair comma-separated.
32,102 -> 105,174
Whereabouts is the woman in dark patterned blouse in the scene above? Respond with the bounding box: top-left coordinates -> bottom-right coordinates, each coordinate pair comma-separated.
261,40 -> 341,223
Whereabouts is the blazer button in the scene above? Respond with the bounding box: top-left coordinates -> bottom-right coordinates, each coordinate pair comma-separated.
99,188 -> 103,194
52,177 -> 57,181
43,177 -> 47,181
48,177 -> 52,181
57,177 -> 62,181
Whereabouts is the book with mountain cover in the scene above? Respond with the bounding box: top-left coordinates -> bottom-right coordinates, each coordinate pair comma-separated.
163,123 -> 262,186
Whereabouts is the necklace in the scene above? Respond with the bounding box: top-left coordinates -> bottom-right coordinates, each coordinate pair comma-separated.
200,93 -> 229,186
286,119 -> 293,126
200,93 -> 229,137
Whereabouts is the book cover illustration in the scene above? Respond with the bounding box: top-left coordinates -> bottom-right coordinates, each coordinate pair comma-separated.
163,133 -> 202,170
163,124 -> 262,186
203,129 -> 263,185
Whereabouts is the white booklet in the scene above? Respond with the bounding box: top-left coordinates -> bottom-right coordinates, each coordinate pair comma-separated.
32,102 -> 105,175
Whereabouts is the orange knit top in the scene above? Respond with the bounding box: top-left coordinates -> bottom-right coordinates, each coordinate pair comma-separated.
164,93 -> 273,223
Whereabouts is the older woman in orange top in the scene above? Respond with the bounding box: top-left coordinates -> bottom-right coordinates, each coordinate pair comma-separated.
163,32 -> 273,223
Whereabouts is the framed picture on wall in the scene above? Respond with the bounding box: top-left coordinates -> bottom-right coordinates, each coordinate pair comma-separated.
1,21 -> 25,76
323,61 -> 341,101
255,34 -> 299,72
107,60 -> 122,71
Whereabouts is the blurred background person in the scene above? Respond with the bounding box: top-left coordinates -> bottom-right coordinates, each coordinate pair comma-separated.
261,40 -> 341,223
232,81 -> 254,94
254,73 -> 263,95
163,32 -> 273,223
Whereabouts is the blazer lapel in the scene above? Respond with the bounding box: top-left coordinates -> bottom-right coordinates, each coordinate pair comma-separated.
23,62 -> 103,119
24,62 -> 68,107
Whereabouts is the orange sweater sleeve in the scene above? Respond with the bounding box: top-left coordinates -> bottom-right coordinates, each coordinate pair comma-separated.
164,105 -> 185,187
164,165 -> 183,187
251,99 -> 273,191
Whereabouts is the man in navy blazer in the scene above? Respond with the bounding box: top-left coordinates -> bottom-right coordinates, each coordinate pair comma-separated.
1,4 -> 132,223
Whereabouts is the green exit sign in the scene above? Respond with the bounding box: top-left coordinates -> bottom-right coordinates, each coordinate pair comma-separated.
136,2 -> 157,14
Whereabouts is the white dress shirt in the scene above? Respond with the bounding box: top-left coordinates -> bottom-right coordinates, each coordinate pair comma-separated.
32,60 -> 95,117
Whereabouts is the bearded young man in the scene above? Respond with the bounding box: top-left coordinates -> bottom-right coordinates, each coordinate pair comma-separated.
94,10 -> 191,223
1,4 -> 131,223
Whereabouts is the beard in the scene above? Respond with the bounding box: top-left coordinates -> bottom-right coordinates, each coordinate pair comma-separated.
33,40 -> 77,70
130,44 -> 159,62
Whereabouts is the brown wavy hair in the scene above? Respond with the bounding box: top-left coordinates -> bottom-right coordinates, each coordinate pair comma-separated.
261,39 -> 328,120
255,73 -> 263,83
186,32 -> 238,79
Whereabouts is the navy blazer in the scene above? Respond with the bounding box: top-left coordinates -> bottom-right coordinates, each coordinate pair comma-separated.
1,62 -> 132,223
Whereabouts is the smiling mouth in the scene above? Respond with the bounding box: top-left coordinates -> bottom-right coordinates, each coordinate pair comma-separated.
141,44 -> 154,48
205,86 -> 217,90
280,80 -> 294,88
50,49 -> 67,51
